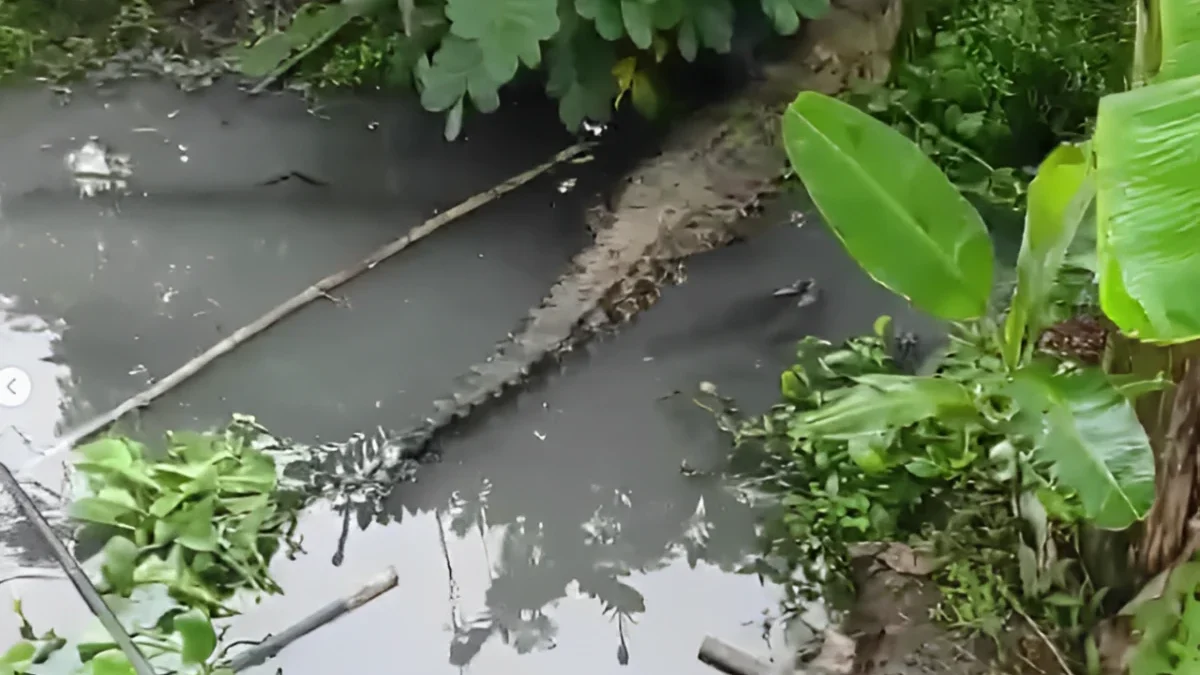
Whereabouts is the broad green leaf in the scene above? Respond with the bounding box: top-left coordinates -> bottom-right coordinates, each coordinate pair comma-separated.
574,0 -> 625,40
1010,364 -> 1155,530
0,642 -> 35,669
546,11 -> 617,130
1158,0 -> 1200,81
170,499 -> 219,552
1095,74 -> 1200,342
107,584 -> 181,632
100,536 -> 139,595
782,92 -> 994,320
788,374 -> 977,440
446,0 -> 559,83
174,609 -> 217,664
675,0 -> 734,53
1002,143 -> 1093,368
88,650 -> 135,675
620,0 -> 654,48
76,439 -> 135,470
416,36 -> 504,115
68,495 -> 137,528
149,491 -> 187,518
761,0 -> 830,35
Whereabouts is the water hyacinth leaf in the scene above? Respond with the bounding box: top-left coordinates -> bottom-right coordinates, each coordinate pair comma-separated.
782,92 -> 994,320
1011,364 -> 1155,530
171,499 -> 219,552
788,374 -> 977,440
68,495 -> 137,528
88,650 -> 136,675
100,536 -> 139,596
76,439 -> 135,470
174,609 -> 217,664
1094,74 -> 1200,342
1002,143 -> 1093,368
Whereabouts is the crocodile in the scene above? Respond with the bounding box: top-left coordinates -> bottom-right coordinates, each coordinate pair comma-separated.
340,0 -> 905,487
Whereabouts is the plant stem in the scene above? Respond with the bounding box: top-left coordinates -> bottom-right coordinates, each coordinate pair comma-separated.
32,140 -> 595,462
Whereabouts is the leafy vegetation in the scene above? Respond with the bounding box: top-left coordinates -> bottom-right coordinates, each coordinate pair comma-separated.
230,0 -> 836,139
0,416 -> 311,675
843,0 -> 1133,210
707,0 -> 1200,669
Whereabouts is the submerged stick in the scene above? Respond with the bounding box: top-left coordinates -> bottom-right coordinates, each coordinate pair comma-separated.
226,566 -> 398,672
0,463 -> 156,675
698,636 -> 773,675
39,141 -> 595,459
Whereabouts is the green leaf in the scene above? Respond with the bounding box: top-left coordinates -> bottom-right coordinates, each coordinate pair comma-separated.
0,642 -> 34,670
100,536 -> 139,596
1095,74 -> 1200,342
546,10 -> 618,130
148,491 -> 187,518
1158,0 -> 1200,81
575,0 -> 625,40
1010,364 -> 1156,530
782,91 -> 994,321
788,374 -> 977,440
446,0 -> 559,83
620,0 -> 654,48
630,72 -> 658,118
760,0 -> 830,35
68,495 -> 137,528
229,3 -> 355,78
416,36 -> 503,114
1002,143 -> 1093,369
88,650 -> 136,675
171,499 -> 220,552
174,609 -> 217,664
76,439 -> 135,470
674,0 -> 734,52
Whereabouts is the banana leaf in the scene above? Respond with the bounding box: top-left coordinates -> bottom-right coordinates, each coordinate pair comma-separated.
1094,73 -> 1200,342
1158,0 -> 1200,81
782,92 -> 994,321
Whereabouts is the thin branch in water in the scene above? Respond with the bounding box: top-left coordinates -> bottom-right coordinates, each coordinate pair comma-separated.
34,141 -> 596,460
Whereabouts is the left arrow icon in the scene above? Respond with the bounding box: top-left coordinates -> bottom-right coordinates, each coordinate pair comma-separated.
0,367 -> 32,408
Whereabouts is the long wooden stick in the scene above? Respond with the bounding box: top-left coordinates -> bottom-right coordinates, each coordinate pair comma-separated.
225,566 -> 398,672
37,141 -> 594,460
0,462 -> 156,675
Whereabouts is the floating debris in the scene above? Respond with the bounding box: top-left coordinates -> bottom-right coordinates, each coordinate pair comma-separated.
65,140 -> 132,198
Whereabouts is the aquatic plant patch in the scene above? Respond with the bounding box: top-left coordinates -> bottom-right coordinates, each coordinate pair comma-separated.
0,415 -> 312,675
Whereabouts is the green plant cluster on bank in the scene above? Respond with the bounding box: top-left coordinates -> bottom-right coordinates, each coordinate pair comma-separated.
721,0 -> 1199,669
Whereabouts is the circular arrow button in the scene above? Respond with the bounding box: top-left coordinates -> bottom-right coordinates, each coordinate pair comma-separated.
0,367 -> 32,408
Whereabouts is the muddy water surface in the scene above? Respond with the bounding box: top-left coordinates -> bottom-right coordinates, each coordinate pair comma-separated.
0,80 -> 939,674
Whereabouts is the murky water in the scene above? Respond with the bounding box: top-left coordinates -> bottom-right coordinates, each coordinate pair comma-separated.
0,80 -> 939,673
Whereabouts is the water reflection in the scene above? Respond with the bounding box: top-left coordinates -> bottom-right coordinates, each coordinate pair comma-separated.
0,294 -> 73,469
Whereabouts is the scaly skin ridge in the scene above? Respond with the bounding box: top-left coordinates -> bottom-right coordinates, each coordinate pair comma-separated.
357,0 -> 904,484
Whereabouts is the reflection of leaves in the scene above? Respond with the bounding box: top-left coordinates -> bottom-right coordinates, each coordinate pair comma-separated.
450,614 -> 496,666
577,574 -> 646,616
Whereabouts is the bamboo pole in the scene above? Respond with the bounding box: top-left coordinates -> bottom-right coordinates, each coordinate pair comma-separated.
225,567 -> 398,672
34,141 -> 594,461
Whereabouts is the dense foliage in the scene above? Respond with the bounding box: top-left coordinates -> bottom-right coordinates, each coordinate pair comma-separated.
232,0 -> 834,139
737,0 -> 1198,668
845,0 -> 1133,209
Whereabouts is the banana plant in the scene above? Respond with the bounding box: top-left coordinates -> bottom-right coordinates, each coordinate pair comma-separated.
774,0 -> 1200,531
